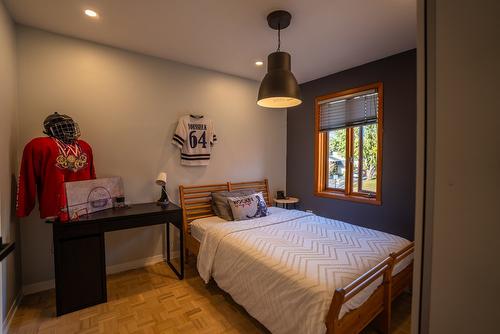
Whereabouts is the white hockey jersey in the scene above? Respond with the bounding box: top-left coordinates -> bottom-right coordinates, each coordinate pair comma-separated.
172,115 -> 217,166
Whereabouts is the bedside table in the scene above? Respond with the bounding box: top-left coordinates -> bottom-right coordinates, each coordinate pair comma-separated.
273,197 -> 299,209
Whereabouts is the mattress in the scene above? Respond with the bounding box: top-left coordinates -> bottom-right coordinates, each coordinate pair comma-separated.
195,209 -> 412,334
190,215 -> 226,242
190,206 -> 287,242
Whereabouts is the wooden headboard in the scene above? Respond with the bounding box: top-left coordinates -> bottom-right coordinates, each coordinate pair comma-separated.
179,179 -> 270,235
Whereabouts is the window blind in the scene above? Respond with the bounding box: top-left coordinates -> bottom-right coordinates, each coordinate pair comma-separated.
319,89 -> 378,131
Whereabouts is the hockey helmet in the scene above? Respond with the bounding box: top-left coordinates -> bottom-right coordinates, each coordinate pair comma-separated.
43,112 -> 81,143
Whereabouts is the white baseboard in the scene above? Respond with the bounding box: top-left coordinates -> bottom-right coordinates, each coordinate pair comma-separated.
3,290 -> 22,333
22,253 -> 179,296
106,254 -> 165,275
22,279 -> 55,296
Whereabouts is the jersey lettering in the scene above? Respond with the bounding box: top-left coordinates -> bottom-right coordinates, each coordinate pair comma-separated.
199,131 -> 207,148
189,130 -> 207,149
188,123 -> 207,130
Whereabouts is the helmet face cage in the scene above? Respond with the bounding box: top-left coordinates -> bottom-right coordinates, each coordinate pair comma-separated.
44,114 -> 81,143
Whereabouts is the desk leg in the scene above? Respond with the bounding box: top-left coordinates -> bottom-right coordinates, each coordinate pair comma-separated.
166,222 -> 184,279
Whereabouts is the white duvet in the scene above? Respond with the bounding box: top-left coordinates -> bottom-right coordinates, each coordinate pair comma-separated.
197,208 -> 411,334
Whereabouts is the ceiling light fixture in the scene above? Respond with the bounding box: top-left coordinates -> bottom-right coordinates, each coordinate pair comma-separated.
257,10 -> 301,109
255,61 -> 264,66
84,9 -> 98,18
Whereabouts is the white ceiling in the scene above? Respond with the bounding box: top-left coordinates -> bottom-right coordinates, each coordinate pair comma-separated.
4,0 -> 416,83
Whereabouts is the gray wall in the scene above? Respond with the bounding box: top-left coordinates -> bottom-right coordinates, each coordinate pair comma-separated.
0,0 -> 21,324
420,0 -> 499,333
16,26 -> 287,288
287,50 -> 416,240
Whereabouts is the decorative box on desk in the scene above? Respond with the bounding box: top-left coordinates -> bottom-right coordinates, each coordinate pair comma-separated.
51,202 -> 183,316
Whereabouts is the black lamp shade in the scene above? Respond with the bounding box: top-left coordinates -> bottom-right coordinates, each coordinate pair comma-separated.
257,51 -> 302,108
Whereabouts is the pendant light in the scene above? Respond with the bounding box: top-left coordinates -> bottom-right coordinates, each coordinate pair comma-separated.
257,10 -> 302,108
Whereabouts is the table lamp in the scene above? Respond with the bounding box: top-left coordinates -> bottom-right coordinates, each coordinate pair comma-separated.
156,172 -> 169,206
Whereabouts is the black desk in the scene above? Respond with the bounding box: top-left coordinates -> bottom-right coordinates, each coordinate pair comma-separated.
52,202 -> 183,316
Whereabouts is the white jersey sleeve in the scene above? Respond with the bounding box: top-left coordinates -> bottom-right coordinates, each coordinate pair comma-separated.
211,122 -> 217,146
172,118 -> 187,149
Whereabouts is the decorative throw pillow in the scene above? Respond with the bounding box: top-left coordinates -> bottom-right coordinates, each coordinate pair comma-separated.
227,192 -> 268,221
211,189 -> 255,220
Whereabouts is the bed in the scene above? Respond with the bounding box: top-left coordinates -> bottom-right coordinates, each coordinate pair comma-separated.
179,179 -> 414,334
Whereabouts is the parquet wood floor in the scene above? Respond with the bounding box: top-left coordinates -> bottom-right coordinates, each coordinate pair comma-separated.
8,259 -> 411,334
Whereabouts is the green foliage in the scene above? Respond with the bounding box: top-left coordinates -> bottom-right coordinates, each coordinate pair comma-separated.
329,129 -> 347,156
362,124 -> 378,179
328,124 -> 378,179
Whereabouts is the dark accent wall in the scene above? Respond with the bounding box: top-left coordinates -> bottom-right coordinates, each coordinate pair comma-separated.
287,49 -> 416,240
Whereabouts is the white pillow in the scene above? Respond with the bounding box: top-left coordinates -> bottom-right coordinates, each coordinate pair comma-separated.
227,192 -> 269,221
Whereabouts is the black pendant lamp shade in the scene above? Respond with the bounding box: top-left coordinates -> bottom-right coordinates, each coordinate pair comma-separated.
257,10 -> 302,108
257,51 -> 301,108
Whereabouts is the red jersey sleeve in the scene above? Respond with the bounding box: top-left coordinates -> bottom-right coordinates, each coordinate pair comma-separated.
16,141 -> 38,217
81,141 -> 96,179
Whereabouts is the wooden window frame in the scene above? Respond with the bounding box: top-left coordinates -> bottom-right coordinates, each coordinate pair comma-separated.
314,82 -> 383,205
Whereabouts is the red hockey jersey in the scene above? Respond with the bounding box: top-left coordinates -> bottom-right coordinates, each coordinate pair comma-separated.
16,137 -> 96,220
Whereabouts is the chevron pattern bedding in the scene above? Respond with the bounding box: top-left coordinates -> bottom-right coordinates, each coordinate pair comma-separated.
197,207 -> 412,334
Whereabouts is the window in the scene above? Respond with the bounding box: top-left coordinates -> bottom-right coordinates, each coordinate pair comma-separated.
314,82 -> 383,205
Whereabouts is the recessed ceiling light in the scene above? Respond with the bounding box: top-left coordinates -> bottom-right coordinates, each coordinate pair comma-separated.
255,61 -> 264,66
84,9 -> 98,18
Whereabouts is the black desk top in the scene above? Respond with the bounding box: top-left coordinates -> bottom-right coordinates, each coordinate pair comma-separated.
0,242 -> 15,262
54,202 -> 181,226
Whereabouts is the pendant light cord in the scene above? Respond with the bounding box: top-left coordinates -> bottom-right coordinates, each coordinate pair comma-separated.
277,23 -> 281,52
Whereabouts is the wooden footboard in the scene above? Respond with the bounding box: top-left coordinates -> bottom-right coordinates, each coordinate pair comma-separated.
326,256 -> 394,334
391,242 -> 414,300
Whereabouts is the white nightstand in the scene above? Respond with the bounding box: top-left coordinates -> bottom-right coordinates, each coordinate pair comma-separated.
273,197 -> 299,209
